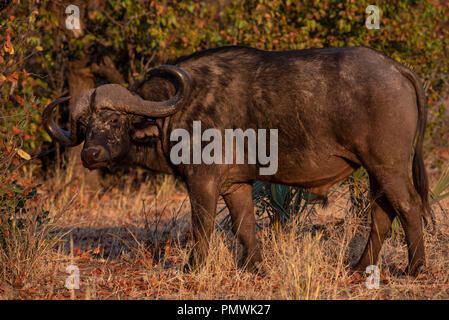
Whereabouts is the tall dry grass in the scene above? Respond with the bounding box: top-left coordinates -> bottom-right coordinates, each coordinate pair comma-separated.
0,158 -> 448,299
0,137 -> 70,294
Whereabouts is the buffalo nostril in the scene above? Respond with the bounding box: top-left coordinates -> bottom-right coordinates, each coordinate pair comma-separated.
89,148 -> 100,158
82,148 -> 101,163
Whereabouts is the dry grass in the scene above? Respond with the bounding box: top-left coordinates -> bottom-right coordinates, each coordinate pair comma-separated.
1,162 -> 449,300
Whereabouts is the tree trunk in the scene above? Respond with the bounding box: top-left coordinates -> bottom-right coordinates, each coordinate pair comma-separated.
67,57 -> 101,191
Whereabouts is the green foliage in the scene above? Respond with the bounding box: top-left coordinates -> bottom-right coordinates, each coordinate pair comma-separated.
430,165 -> 449,205
0,182 -> 49,248
0,4 -> 48,154
0,1 -> 447,156
252,181 -> 316,227
0,133 -> 49,252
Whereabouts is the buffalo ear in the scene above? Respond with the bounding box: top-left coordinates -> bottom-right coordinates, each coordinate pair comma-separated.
131,118 -> 160,143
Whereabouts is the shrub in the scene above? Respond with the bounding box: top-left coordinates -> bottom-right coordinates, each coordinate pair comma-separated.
0,0 -> 448,156
0,121 -> 60,287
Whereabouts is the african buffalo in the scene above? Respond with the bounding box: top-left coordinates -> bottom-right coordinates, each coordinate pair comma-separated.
43,46 -> 430,275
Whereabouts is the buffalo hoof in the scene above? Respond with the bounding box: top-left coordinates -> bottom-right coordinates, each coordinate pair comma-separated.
344,271 -> 366,285
244,261 -> 266,276
183,261 -> 201,273
384,263 -> 406,277
349,262 -> 366,275
182,257 -> 205,273
183,263 -> 192,273
404,264 -> 428,278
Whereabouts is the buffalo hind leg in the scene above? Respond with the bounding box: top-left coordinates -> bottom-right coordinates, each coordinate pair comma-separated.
352,182 -> 395,272
366,168 -> 426,276
223,184 -> 262,273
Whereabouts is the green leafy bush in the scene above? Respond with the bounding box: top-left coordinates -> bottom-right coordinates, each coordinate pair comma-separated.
0,128 -> 60,285
1,0 -> 448,155
1,1 -> 449,227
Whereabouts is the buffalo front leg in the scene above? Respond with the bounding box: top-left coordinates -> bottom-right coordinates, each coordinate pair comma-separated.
223,184 -> 262,273
184,178 -> 218,272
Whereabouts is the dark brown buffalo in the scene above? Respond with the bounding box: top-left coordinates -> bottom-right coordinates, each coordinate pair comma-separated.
43,46 -> 431,275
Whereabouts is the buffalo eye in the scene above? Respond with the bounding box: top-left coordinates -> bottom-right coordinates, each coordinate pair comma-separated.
107,113 -> 121,126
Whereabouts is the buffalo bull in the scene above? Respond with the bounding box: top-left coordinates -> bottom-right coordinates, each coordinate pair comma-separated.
43,46 -> 431,275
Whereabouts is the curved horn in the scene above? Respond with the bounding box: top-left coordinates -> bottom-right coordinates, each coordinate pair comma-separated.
94,65 -> 191,117
42,90 -> 94,146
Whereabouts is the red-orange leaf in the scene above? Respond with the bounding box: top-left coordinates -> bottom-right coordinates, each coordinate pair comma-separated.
7,71 -> 18,82
15,95 -> 24,105
4,36 -> 14,55
12,126 -> 22,135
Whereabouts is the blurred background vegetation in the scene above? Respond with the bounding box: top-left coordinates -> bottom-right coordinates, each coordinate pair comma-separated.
1,0 -> 448,156
1,0 -> 448,227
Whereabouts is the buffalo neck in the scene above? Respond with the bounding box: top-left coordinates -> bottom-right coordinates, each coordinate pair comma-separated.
128,141 -> 174,174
